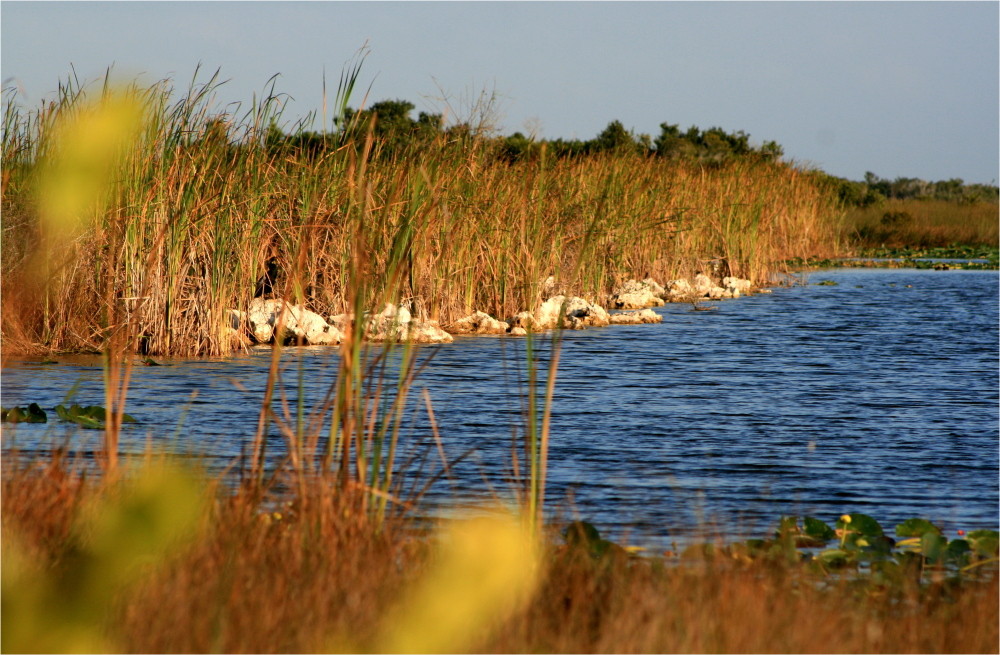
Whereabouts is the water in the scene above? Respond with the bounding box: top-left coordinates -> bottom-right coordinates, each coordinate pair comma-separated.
3,268 -> 998,547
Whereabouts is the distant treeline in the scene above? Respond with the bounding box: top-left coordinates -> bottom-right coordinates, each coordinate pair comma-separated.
817,171 -> 999,207
266,98 -> 784,164
266,97 -> 999,207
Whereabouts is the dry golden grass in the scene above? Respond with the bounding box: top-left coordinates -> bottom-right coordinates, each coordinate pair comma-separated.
3,459 -> 996,654
846,199 -> 999,250
1,77 -> 845,357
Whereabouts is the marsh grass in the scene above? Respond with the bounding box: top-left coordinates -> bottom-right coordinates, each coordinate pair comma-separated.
8,67 -> 991,655
3,459 -> 997,654
846,199 -> 999,250
2,71 -> 843,357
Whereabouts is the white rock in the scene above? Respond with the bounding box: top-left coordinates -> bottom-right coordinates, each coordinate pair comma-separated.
609,309 -> 663,325
641,278 -> 667,297
402,320 -> 454,343
508,311 -> 538,331
723,276 -> 753,293
531,295 -> 611,329
447,311 -> 510,335
667,279 -> 696,300
611,280 -> 666,309
509,326 -> 528,336
248,298 -> 343,345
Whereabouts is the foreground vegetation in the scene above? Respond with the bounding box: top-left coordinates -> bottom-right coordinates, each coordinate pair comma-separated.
3,455 -> 997,654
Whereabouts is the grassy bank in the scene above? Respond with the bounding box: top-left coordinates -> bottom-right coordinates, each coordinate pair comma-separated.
4,457 -> 997,654
2,73 -> 843,357
844,199 -> 999,251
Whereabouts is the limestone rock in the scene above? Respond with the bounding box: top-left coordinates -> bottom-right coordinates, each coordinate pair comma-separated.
723,276 -> 753,298
507,296 -> 611,332
447,311 -> 510,335
562,296 -> 611,328
641,277 -> 667,297
609,309 -> 663,325
330,305 -> 453,344
611,279 -> 666,309
667,279 -> 696,300
248,298 -> 343,346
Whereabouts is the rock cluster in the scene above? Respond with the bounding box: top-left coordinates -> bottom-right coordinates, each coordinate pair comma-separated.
609,309 -> 663,325
329,304 -> 454,344
227,272 -> 759,349
611,278 -> 667,309
446,311 -> 509,335
507,295 -> 612,335
666,274 -> 754,300
246,298 -> 343,346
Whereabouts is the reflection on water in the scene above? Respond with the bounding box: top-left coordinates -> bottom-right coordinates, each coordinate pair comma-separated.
3,269 -> 998,546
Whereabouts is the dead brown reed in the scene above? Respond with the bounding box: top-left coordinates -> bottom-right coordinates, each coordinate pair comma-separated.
846,199 -> 999,249
3,460 -> 996,654
1,75 -> 845,357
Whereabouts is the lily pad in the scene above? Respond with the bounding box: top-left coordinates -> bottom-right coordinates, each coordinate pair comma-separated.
54,404 -> 136,429
1,403 -> 48,423
896,518 -> 942,538
836,513 -> 884,537
966,530 -> 999,558
563,521 -> 626,559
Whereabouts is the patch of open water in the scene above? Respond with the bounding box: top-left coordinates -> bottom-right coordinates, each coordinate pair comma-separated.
3,268 -> 998,547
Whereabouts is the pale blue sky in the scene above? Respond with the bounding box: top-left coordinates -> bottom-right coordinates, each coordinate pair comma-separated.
2,1 -> 998,183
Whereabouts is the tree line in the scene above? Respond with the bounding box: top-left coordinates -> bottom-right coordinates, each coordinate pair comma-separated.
265,98 -> 783,165
264,97 -> 998,205
817,171 -> 998,207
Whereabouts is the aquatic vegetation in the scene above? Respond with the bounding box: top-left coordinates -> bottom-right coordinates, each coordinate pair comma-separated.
2,66 -> 843,357
54,404 -> 136,429
0,403 -> 47,423
2,461 -> 996,653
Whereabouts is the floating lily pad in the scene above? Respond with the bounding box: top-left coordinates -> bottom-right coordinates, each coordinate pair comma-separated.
1,403 -> 48,423
896,518 -> 942,538
816,548 -> 851,567
54,404 -> 136,429
836,513 -> 884,537
563,520 -> 626,559
776,515 -> 835,547
966,530 -> 999,558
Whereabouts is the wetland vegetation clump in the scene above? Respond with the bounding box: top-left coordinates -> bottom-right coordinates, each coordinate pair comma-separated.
1,66 -> 843,357
2,457 -> 997,654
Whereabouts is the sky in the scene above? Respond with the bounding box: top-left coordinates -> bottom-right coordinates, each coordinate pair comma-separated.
2,1 -> 998,184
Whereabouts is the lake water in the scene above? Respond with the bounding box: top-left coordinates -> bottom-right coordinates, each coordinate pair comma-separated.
3,268 -> 998,547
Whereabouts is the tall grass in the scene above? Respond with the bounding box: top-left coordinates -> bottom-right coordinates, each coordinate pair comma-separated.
845,198 -> 999,250
3,459 -> 996,654
2,71 -> 844,357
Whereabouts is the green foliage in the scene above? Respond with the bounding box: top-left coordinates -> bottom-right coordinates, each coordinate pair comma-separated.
54,404 -> 137,429
817,170 -> 999,209
563,520 -> 627,559
654,122 -> 781,164
1,403 -> 48,423
680,514 -> 996,579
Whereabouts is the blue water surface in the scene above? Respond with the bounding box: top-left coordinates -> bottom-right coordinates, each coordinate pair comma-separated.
3,268 -> 998,547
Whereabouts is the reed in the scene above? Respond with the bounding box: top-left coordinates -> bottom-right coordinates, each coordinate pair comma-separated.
3,458 -> 996,654
845,198 -> 999,250
2,70 -> 844,357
